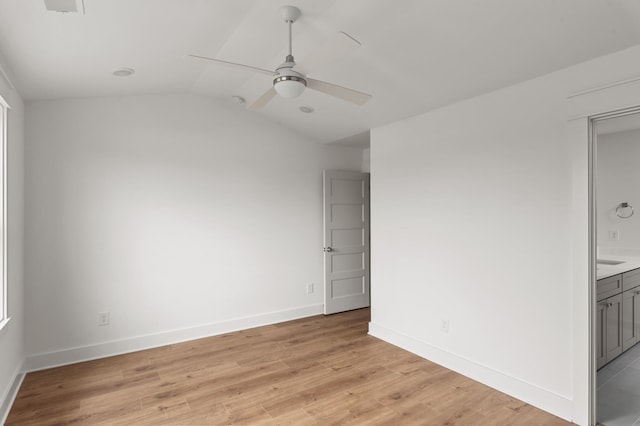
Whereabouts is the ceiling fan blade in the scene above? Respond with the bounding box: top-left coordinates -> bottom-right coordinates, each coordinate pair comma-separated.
295,32 -> 361,76
248,87 -> 277,110
188,55 -> 275,76
306,78 -> 371,106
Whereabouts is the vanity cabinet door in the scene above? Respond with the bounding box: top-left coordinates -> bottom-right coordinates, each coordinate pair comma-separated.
596,300 -> 606,369
622,288 -> 640,351
605,294 -> 623,363
597,273 -> 640,369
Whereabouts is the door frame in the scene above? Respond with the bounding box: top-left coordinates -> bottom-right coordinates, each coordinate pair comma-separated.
568,77 -> 640,425
588,107 -> 640,424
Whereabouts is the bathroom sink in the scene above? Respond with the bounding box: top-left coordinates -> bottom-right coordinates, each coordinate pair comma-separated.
597,259 -> 625,265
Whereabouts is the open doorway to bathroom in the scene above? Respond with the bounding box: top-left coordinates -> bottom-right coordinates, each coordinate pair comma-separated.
593,111 -> 640,426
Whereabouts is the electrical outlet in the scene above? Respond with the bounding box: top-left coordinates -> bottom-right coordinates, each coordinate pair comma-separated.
609,230 -> 620,241
98,311 -> 110,326
307,283 -> 314,294
440,319 -> 450,334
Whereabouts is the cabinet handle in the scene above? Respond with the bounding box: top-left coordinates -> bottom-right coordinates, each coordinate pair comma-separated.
607,302 -> 614,307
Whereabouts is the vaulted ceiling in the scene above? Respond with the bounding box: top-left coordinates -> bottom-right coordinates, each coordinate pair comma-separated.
2,0 -> 640,144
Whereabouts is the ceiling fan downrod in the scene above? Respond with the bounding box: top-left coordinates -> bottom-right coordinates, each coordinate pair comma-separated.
287,14 -> 293,60
278,5 -> 301,67
274,5 -> 306,97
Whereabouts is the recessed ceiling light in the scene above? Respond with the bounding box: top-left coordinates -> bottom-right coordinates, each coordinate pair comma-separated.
299,105 -> 314,114
231,96 -> 246,104
113,68 -> 135,77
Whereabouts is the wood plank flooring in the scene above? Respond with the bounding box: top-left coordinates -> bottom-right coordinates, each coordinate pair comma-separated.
7,308 -> 571,425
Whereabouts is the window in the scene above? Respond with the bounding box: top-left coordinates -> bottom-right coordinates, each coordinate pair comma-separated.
0,94 -> 7,328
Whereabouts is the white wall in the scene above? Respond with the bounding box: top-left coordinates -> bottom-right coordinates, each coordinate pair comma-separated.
24,93 -> 363,368
369,44 -> 640,423
0,53 -> 25,420
362,148 -> 370,173
597,128 -> 640,250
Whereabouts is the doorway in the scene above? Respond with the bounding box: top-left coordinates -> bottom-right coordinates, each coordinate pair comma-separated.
592,111 -> 640,425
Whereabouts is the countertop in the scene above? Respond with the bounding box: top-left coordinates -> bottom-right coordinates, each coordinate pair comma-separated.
597,255 -> 640,280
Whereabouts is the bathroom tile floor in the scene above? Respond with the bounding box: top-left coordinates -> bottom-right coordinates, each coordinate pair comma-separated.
598,344 -> 640,425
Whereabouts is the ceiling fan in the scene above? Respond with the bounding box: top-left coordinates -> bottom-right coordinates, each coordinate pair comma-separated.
189,5 -> 372,110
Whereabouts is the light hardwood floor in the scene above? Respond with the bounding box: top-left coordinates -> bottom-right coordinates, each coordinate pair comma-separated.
7,308 -> 570,425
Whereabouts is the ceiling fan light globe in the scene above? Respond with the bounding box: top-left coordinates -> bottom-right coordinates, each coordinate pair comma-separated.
274,75 -> 306,98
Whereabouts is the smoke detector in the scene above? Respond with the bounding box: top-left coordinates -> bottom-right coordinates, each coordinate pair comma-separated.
44,0 -> 85,14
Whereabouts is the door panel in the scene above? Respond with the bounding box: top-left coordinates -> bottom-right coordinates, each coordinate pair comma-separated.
330,204 -> 364,227
323,170 -> 370,315
331,252 -> 365,273
331,228 -> 364,247
331,179 -> 365,200
331,276 -> 365,298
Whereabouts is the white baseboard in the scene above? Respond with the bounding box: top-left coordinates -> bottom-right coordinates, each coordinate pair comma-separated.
0,358 -> 25,425
25,304 -> 324,372
368,322 -> 573,422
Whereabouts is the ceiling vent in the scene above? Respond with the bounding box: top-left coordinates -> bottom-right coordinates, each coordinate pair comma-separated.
44,0 -> 85,14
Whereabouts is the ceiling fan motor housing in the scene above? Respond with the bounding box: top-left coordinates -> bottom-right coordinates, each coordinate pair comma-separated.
274,68 -> 307,98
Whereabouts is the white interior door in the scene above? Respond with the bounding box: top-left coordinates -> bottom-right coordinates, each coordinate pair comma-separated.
323,170 -> 370,315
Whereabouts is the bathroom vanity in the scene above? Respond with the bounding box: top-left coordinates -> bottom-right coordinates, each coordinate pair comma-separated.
597,258 -> 640,369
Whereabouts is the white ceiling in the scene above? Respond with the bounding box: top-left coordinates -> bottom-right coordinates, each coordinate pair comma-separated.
2,0 -> 640,144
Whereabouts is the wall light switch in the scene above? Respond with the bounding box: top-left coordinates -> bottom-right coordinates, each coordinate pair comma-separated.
98,311 -> 110,326
440,319 -> 450,334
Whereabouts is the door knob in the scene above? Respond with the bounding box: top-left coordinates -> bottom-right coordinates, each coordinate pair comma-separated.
324,247 -> 333,252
